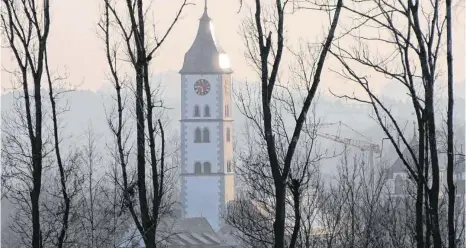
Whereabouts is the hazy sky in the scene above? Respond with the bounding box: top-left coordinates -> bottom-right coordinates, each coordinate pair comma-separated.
1,0 -> 465,94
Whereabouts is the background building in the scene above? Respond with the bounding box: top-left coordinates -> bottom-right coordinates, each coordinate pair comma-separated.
179,0 -> 235,232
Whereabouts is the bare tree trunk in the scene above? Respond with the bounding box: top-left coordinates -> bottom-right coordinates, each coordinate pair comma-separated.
425,85 -> 442,248
417,124 -> 426,248
330,0 -> 453,245
45,48 -> 70,248
424,129 -> 432,248
245,0 -> 343,246
100,1 -> 144,237
416,178 -> 425,248
1,1 -> 51,247
100,1 -> 188,246
144,61 -> 160,247
446,0 -> 456,245
129,1 -> 154,246
408,0 -> 443,244
30,99 -> 43,248
135,53 -> 152,248
289,180 -> 301,248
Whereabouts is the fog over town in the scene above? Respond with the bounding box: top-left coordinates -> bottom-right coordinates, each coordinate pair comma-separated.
1,0 -> 465,247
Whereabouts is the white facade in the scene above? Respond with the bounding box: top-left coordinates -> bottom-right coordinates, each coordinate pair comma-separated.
179,5 -> 235,231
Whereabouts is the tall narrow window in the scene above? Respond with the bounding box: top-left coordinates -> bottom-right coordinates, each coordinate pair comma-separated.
225,105 -> 229,117
195,128 -> 202,143
203,162 -> 211,173
204,105 -> 210,117
203,128 -> 210,143
194,105 -> 200,117
227,161 -> 232,173
226,128 -> 231,142
194,162 -> 202,173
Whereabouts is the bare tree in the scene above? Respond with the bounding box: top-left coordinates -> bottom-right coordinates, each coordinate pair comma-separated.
445,0 -> 455,245
0,0 -> 81,247
329,0 -> 461,246
78,127 -> 104,247
228,144 -> 419,248
317,151 -> 425,248
54,125 -> 137,248
1,0 -> 50,246
328,1 -> 466,247
2,112 -> 82,248
229,72 -> 341,247
98,0 -> 189,246
235,0 -> 343,246
44,45 -> 76,248
225,101 -> 321,247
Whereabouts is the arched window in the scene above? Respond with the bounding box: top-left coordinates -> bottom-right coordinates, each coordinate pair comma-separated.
194,128 -> 202,143
226,128 -> 231,142
194,162 -> 202,174
203,128 -> 210,143
204,105 -> 210,117
194,105 -> 200,117
227,161 -> 232,173
203,162 -> 211,173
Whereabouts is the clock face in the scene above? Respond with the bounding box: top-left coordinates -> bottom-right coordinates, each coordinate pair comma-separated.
194,79 -> 211,96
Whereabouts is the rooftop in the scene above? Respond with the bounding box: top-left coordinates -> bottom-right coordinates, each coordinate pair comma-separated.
388,135 -> 419,178
179,0 -> 233,75
121,216 -> 238,247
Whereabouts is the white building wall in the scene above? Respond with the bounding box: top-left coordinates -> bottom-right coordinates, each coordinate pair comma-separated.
221,121 -> 234,173
181,74 -> 222,120
180,73 -> 235,232
184,176 -> 221,230
182,122 -> 221,173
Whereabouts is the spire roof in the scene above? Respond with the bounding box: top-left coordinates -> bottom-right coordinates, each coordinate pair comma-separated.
388,134 -> 419,177
179,0 -> 232,75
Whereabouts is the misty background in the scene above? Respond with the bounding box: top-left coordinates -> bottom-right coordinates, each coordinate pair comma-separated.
1,0 -> 465,245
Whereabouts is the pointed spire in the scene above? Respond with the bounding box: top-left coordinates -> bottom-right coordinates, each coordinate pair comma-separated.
200,0 -> 210,20
179,0 -> 233,74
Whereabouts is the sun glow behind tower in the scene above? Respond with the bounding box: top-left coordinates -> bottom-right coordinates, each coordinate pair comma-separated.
219,53 -> 230,69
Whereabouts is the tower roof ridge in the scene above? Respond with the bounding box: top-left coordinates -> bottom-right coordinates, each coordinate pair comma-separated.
179,0 -> 232,75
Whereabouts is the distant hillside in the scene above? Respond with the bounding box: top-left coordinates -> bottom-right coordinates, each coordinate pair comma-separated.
2,72 -> 464,237
2,71 -> 464,170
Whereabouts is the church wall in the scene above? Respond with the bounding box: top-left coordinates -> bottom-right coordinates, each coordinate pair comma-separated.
179,30 -> 235,232
184,176 -> 221,230
220,74 -> 233,120
181,74 -> 222,120
182,121 -> 221,173
224,175 -> 235,202
220,121 -> 234,173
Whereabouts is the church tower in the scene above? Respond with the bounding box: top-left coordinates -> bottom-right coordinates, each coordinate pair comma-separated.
179,1 -> 235,231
